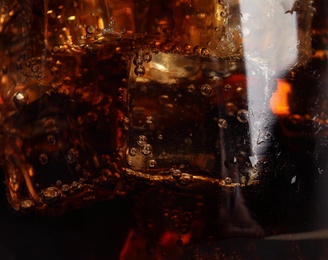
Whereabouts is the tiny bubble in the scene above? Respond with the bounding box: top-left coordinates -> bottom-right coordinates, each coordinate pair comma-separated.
237,109 -> 249,123
224,177 -> 232,185
171,168 -> 182,179
39,153 -> 48,165
218,118 -> 228,129
187,84 -> 195,92
66,148 -> 79,164
201,84 -> 212,96
141,144 -> 153,156
86,25 -> 96,34
146,116 -> 153,124
13,92 -> 28,109
178,173 -> 192,185
129,147 -> 137,156
47,135 -> 56,145
224,84 -> 232,91
148,159 -> 157,168
41,187 -> 61,204
134,65 -> 145,76
137,135 -> 147,146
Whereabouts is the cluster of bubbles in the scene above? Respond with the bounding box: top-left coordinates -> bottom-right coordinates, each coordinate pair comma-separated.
133,49 -> 152,76
128,135 -> 157,169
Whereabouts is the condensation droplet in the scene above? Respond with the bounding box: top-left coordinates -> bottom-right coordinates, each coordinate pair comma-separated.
137,135 -> 147,146
224,84 -> 232,91
142,144 -> 153,156
218,118 -> 228,129
13,92 -> 28,109
237,109 -> 249,123
224,177 -> 232,185
241,27 -> 251,38
148,159 -> 157,168
187,84 -> 195,92
47,135 -> 56,146
66,148 -> 79,163
134,65 -> 145,76
41,187 -> 61,204
179,173 -> 192,185
39,153 -> 48,165
201,84 -> 212,96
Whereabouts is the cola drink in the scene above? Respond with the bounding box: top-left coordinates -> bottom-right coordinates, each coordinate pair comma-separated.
0,0 -> 327,258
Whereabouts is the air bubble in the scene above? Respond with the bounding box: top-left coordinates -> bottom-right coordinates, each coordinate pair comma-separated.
179,173 -> 192,185
61,184 -> 70,193
146,116 -> 153,124
86,44 -> 101,55
148,159 -> 157,168
39,153 -> 48,165
133,56 -> 143,66
129,147 -> 137,156
13,92 -> 28,109
41,187 -> 61,204
108,17 -> 115,26
47,135 -> 56,146
98,170 -> 111,181
201,48 -> 211,57
20,200 -> 34,211
241,27 -> 251,38
31,64 -> 39,72
201,84 -> 212,96
225,102 -> 237,116
193,46 -> 202,55
143,52 -> 152,63
75,164 -> 81,172
134,65 -> 145,76
171,168 -> 182,179
187,84 -> 195,92
218,118 -> 228,129
86,25 -> 96,34
224,84 -> 232,91
142,144 -> 153,155
136,135 -> 147,146
237,109 -> 249,123
224,177 -> 232,185
66,148 -> 79,163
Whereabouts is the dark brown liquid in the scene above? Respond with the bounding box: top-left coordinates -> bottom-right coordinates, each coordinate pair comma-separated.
0,0 -> 328,258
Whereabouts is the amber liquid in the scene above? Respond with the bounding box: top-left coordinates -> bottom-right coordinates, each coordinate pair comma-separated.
0,0 -> 328,258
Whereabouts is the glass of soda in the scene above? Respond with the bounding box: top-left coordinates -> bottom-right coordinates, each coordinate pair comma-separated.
0,0 -> 327,258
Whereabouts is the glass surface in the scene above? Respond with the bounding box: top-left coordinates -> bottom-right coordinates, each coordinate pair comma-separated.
0,0 -> 327,258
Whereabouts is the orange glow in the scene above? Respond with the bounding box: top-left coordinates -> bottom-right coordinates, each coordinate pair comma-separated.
270,79 -> 292,115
